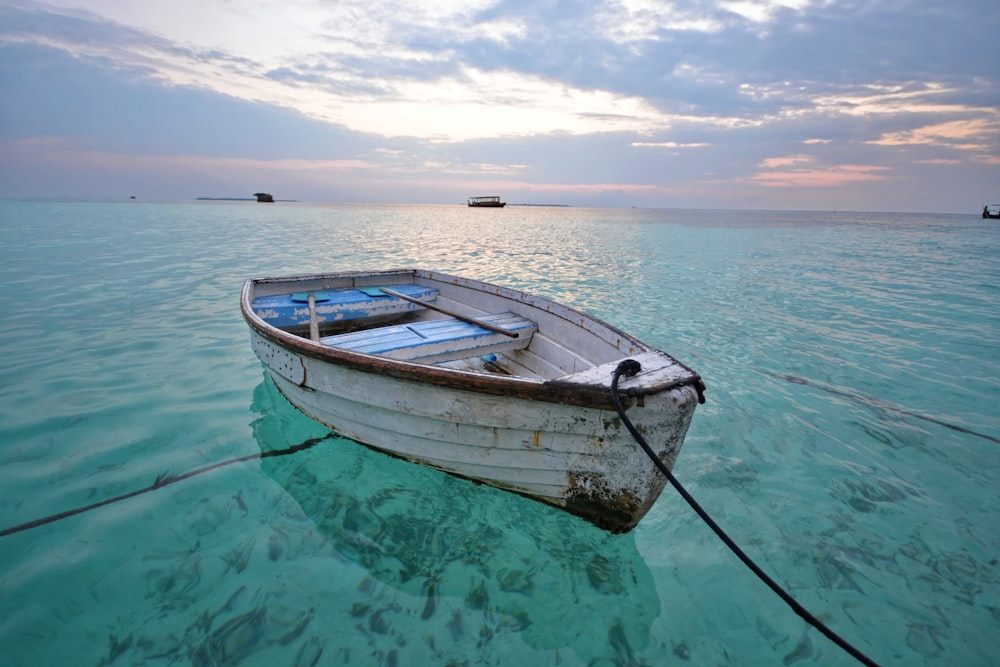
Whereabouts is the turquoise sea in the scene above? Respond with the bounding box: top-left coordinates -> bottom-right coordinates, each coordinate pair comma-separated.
0,201 -> 997,666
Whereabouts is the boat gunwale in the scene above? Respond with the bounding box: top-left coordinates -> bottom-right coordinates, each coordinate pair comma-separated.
241,268 -> 702,410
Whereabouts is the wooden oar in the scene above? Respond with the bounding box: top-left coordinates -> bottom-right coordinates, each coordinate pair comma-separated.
379,287 -> 520,338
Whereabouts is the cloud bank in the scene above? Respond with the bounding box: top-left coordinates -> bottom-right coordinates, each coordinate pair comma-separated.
1,0 -> 997,211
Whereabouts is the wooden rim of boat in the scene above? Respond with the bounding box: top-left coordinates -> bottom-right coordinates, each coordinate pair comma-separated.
241,268 -> 704,411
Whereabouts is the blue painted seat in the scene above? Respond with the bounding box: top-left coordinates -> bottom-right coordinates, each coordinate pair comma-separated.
321,312 -> 537,363
251,284 -> 438,329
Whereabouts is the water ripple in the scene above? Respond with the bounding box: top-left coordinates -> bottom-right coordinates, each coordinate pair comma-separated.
1,202 -> 997,666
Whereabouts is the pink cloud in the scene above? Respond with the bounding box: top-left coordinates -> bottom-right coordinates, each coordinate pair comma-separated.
757,154 -> 814,169
748,164 -> 891,188
868,118 -> 996,150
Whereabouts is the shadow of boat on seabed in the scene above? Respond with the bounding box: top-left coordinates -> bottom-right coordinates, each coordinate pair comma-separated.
252,375 -> 663,665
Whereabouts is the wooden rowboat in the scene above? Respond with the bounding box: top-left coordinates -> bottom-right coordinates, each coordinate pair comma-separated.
241,268 -> 705,532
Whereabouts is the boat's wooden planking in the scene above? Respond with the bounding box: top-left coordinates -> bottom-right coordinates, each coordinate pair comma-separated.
257,338 -> 698,531
243,269 -> 685,394
250,283 -> 438,330
412,272 -> 646,375
551,350 -> 697,392
321,312 -> 537,364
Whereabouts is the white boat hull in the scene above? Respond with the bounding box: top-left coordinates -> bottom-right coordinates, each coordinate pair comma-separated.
243,269 -> 704,532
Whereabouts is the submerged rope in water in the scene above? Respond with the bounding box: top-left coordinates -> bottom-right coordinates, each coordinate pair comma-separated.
772,371 -> 1000,445
697,351 -> 999,445
0,435 -> 334,539
610,360 -> 881,667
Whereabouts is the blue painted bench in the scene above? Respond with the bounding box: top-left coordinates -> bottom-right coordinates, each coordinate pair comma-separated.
251,284 -> 439,329
321,312 -> 538,363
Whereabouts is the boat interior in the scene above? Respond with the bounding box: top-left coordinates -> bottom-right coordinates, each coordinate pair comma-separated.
250,280 -> 573,380
246,272 -> 697,398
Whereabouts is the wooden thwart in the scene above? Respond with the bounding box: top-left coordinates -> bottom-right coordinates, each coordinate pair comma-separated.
251,284 -> 439,330
379,287 -> 521,338
321,312 -> 537,364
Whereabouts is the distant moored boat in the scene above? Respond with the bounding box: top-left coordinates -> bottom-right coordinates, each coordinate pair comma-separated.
983,205 -> 999,219
254,192 -> 275,203
468,196 -> 506,207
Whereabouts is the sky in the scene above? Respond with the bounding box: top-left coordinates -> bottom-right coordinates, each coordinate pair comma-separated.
0,0 -> 998,212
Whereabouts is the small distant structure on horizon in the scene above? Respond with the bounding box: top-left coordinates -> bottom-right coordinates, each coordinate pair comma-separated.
468,195 -> 506,208
254,192 -> 275,203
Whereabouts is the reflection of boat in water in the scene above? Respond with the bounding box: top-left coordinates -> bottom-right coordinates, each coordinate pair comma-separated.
251,375 -> 662,664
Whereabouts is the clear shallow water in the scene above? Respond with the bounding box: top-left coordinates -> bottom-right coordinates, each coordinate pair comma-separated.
0,201 -> 997,666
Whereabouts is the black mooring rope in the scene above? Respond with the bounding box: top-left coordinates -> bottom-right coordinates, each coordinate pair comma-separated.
611,360 -> 881,667
0,435 -> 334,539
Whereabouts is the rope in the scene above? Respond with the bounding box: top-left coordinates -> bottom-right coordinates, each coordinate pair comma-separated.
0,435 -> 335,539
610,359 -> 881,667
694,351 -> 998,445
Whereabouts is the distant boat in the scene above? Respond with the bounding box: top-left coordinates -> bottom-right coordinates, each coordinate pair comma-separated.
254,192 -> 275,203
983,205 -> 999,219
241,268 -> 705,532
468,196 -> 506,208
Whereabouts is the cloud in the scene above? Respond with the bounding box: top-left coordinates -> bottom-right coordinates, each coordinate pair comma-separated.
5,0 -> 996,145
869,118 -> 998,152
336,67 -> 676,140
750,150 -> 894,189
749,163 -> 891,188
631,141 -> 710,149
757,154 -> 814,168
0,2 -> 681,141
1,0 -> 998,211
1,138 -> 378,173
